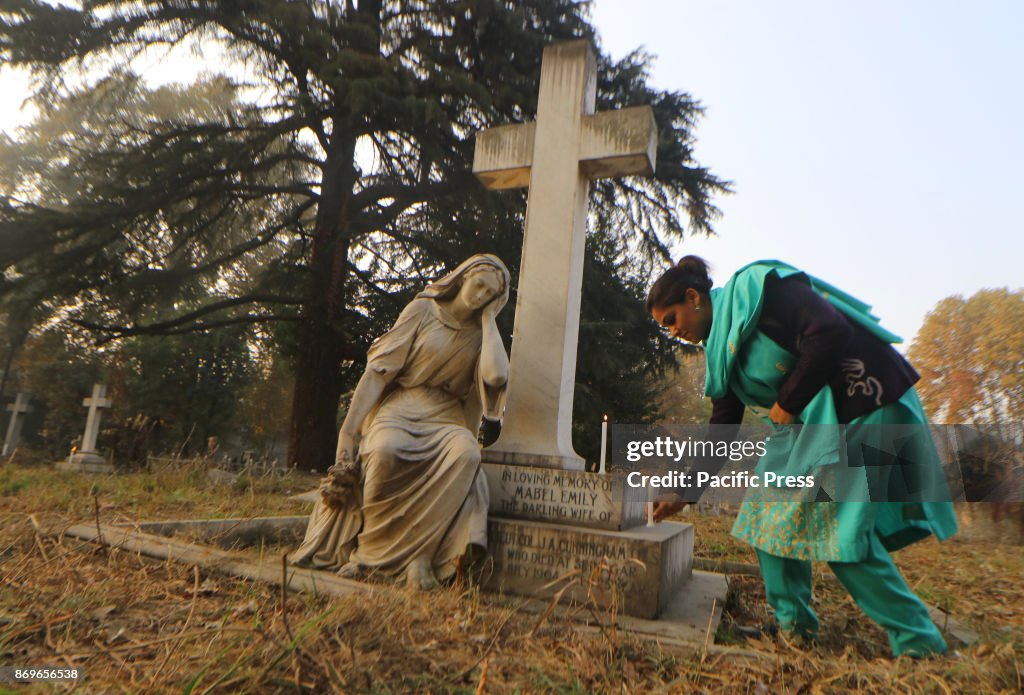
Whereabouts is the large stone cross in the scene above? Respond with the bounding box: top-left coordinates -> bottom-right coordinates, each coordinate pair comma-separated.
2,392 -> 33,457
80,383 -> 112,454
473,40 -> 657,470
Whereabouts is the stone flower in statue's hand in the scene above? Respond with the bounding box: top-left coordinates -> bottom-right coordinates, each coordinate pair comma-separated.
320,452 -> 360,508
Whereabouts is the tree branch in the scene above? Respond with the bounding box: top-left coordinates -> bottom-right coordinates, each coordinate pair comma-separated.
71,294 -> 304,335
87,314 -> 303,345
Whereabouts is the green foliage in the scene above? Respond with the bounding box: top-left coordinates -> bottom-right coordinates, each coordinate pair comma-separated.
572,226 -> 675,465
650,351 -> 713,426
230,355 -> 295,456
115,325 -> 259,458
10,322 -> 259,460
0,70 -> 311,339
5,331 -> 103,454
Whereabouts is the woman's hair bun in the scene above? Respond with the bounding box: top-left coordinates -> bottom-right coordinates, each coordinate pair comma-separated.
645,255 -> 714,312
675,255 -> 713,292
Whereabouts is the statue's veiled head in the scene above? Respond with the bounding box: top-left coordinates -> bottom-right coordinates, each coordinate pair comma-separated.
418,254 -> 511,316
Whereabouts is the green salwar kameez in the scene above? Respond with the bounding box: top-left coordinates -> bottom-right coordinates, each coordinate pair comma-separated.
704,261 -> 958,657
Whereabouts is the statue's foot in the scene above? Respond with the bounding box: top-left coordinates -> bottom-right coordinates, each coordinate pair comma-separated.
406,556 -> 439,591
337,561 -> 363,579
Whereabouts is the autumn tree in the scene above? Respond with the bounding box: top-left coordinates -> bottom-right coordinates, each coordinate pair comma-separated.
909,288 -> 1024,423
1,1 -> 729,469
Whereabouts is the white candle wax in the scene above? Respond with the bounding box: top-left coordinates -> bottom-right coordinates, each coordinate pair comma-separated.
599,415 -> 608,474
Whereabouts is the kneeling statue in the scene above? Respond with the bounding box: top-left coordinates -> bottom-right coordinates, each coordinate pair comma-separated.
290,254 -> 510,590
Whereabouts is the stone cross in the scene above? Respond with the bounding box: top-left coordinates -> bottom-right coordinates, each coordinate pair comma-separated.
2,392 -> 33,457
473,40 -> 657,470
80,383 -> 112,454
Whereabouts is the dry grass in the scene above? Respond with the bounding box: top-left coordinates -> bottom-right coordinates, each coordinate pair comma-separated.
1,456 -> 1022,694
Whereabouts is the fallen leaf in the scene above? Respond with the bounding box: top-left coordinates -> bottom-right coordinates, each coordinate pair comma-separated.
91,605 -> 118,620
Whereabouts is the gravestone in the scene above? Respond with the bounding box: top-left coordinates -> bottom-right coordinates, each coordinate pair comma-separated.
474,40 -> 656,471
2,392 -> 33,457
240,39 -> 716,623
57,383 -> 114,473
472,40 -> 699,618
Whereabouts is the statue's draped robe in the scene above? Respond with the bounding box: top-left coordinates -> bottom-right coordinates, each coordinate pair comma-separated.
290,297 -> 506,580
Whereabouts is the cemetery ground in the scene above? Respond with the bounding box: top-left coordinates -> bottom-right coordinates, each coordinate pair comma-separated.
1,455 -> 1021,694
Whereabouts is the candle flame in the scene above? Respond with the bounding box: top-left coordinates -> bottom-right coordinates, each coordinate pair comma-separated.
602,414 -> 608,422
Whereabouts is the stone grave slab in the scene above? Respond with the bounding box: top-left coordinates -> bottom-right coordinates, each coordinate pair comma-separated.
286,475 -> 688,619
131,516 -> 309,549
53,518 -> 367,598
56,457 -> 115,474
52,515 -> 724,646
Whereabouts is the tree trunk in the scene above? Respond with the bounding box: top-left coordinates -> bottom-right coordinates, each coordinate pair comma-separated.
287,296 -> 348,471
287,137 -> 357,471
287,209 -> 353,469
288,0 -> 378,471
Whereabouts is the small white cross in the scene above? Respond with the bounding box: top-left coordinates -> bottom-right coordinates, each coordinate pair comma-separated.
80,383 -> 112,453
2,392 -> 33,456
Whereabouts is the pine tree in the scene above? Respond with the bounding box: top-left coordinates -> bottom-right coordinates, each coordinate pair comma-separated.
1,1 -> 730,469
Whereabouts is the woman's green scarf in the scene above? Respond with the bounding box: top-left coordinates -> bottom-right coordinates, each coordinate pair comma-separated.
703,260 -> 906,484
704,260 -> 901,403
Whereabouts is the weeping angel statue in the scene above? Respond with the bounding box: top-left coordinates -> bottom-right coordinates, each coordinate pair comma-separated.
290,254 -> 510,589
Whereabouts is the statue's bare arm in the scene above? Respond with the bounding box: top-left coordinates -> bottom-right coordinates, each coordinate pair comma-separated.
336,368 -> 390,465
479,303 -> 509,388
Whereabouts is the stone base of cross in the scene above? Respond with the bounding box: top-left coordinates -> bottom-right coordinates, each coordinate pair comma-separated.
473,40 -> 657,470
62,451 -> 112,470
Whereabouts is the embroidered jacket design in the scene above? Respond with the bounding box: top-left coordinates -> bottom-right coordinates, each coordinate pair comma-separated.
840,358 -> 883,406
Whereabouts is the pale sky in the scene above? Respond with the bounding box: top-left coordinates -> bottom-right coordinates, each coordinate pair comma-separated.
2,1 -> 1022,345
593,0 -> 1024,346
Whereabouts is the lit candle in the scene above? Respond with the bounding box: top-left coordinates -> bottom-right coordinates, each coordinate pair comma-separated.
598,414 -> 608,474
647,485 -> 656,527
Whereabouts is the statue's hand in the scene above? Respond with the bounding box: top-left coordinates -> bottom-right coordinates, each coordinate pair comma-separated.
336,430 -> 358,468
481,298 -> 500,324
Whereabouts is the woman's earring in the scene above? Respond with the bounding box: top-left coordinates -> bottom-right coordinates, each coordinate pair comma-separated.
695,305 -> 701,312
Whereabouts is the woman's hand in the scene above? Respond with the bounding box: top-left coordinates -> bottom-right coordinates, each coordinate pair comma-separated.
768,402 -> 795,425
653,498 -> 687,522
